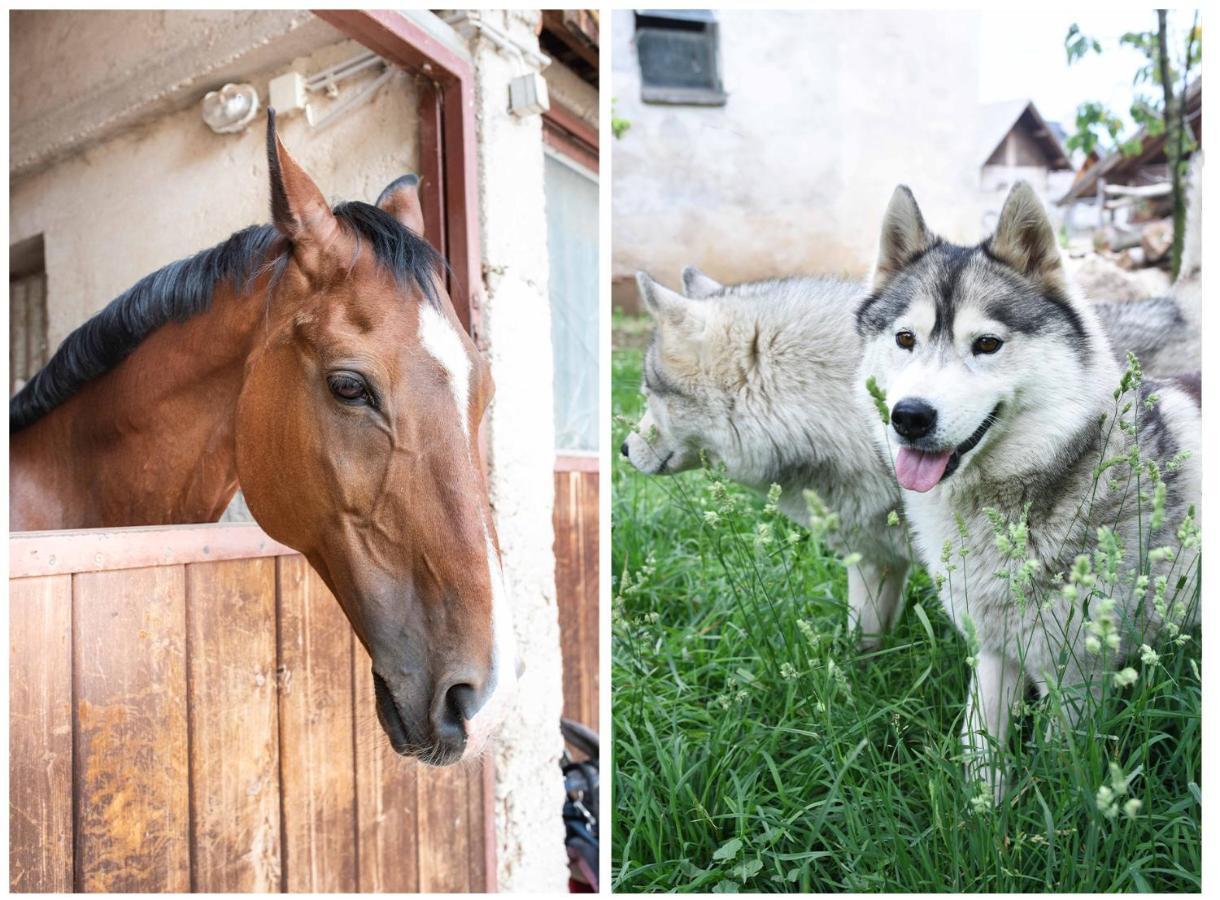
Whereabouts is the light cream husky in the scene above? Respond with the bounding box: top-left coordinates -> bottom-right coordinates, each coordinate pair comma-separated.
622,273 -> 909,645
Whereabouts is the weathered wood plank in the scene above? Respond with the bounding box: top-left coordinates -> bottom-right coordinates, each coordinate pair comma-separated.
466,757 -> 491,892
186,558 -> 281,891
554,468 -> 600,731
9,575 -> 74,892
276,555 -> 357,892
74,565 -> 190,892
417,762 -> 474,892
352,651 -> 420,892
10,524 -> 295,578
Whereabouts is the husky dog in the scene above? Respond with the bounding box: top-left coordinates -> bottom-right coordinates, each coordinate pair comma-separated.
621,273 -> 909,645
857,182 -> 1201,793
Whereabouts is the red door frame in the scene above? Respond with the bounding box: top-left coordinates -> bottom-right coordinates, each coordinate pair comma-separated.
314,10 -> 485,343
311,11 -> 498,890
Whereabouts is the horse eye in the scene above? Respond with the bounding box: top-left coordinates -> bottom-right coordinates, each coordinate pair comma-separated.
973,336 -> 1003,355
895,330 -> 916,350
328,372 -> 370,405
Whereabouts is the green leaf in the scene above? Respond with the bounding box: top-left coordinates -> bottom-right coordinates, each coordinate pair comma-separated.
732,858 -> 763,880
712,837 -> 743,862
713,880 -> 740,893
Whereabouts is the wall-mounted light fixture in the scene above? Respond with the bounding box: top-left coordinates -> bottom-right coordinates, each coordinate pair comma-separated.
201,83 -> 260,134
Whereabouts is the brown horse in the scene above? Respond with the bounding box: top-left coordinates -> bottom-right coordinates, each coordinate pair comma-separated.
10,110 -> 517,765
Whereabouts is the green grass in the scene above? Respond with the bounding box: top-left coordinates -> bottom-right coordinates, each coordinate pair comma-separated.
611,334 -> 1201,893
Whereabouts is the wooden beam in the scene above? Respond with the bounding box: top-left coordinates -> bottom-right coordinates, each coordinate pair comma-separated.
10,525 -> 295,578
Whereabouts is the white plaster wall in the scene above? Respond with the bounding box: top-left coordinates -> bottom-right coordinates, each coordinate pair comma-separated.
9,10 -> 347,177
612,9 -> 985,289
11,38 -> 420,351
454,9 -> 569,893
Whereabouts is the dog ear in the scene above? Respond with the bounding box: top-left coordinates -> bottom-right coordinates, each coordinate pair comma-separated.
874,185 -> 933,289
681,265 -> 723,299
377,174 -> 426,237
637,272 -> 706,334
266,109 -> 340,272
989,182 -> 1066,291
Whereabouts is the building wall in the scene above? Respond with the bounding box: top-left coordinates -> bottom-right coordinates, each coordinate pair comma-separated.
11,37 -> 420,352
980,164 -> 1074,232
451,10 -> 570,892
9,10 -> 345,178
612,9 -> 984,299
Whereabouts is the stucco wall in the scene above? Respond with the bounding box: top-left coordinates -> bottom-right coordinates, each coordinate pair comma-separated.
451,9 -> 570,893
612,9 -> 984,295
11,37 -> 420,352
9,10 -> 348,178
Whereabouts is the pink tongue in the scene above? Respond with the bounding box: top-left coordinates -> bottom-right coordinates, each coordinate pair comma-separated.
895,447 -> 953,493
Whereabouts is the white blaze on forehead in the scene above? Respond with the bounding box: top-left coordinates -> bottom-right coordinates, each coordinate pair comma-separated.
418,304 -> 472,437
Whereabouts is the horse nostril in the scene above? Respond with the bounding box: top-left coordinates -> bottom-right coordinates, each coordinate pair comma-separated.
445,683 -> 478,723
620,441 -> 630,458
891,398 -> 938,440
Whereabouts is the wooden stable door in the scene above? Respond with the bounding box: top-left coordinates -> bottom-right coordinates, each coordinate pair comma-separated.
9,524 -> 492,893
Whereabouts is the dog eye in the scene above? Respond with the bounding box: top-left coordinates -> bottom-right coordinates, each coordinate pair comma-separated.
895,330 -> 916,350
328,372 -> 372,405
972,336 -> 1003,355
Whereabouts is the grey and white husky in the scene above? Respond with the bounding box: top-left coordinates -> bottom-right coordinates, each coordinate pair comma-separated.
622,273 -> 910,644
858,181 -> 1201,792
621,217 -> 1200,651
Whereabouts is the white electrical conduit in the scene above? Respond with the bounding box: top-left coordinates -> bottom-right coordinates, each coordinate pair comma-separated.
306,51 -> 383,94
308,66 -> 396,131
440,12 -> 550,69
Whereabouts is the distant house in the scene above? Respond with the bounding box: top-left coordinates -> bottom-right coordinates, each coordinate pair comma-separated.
1057,76 -> 1201,235
978,99 -> 1075,230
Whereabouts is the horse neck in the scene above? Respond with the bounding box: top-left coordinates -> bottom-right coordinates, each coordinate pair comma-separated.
10,277 -> 271,530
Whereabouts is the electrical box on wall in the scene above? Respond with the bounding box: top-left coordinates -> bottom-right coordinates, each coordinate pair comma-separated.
508,72 -> 550,118
269,71 -> 307,115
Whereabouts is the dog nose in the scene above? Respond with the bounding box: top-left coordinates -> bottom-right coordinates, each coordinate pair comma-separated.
891,398 -> 937,440
620,441 -> 629,458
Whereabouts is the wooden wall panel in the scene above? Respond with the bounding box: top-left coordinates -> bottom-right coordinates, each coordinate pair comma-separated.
352,655 -> 420,892
73,565 -> 190,892
417,764 -> 477,893
276,555 -> 357,892
186,558 -> 281,891
8,531 -> 494,894
553,467 -> 600,732
9,575 -> 74,893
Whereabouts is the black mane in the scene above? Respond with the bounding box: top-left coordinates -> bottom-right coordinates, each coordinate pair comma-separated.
10,203 -> 444,433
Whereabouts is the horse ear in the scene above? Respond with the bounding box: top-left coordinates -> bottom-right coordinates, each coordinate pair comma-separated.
873,185 -> 933,290
376,174 -> 427,237
266,109 -> 340,262
681,265 -> 723,299
988,181 -> 1066,291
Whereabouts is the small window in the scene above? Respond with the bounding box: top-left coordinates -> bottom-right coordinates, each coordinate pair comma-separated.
10,235 -> 48,396
544,152 -> 599,453
634,10 -> 726,106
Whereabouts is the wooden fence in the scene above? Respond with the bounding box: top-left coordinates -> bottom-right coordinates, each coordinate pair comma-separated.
9,524 -> 492,893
